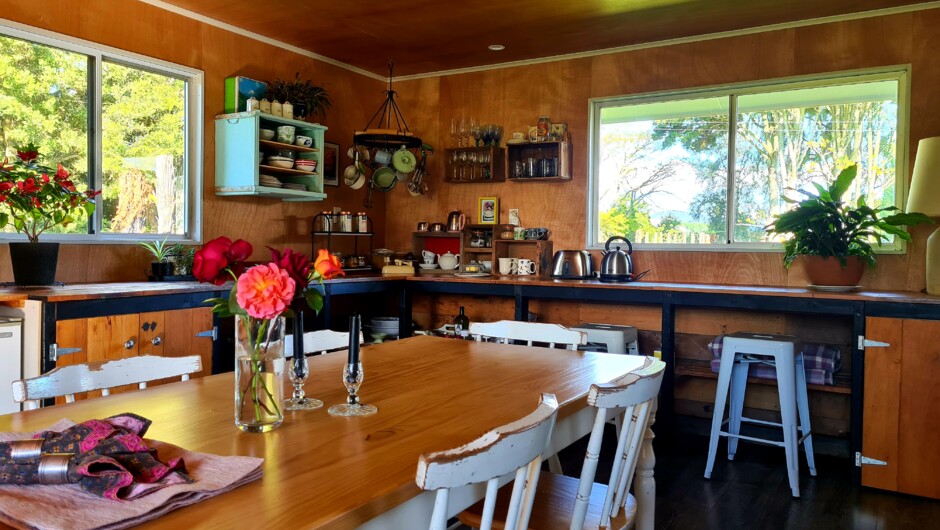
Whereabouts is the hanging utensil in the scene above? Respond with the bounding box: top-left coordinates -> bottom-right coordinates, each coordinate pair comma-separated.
363,179 -> 375,208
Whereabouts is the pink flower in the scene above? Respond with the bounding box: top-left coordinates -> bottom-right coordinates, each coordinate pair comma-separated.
235,263 -> 296,320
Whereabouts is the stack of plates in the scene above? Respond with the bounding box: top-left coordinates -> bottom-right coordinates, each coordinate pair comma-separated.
259,174 -> 282,188
283,182 -> 308,191
368,317 -> 400,337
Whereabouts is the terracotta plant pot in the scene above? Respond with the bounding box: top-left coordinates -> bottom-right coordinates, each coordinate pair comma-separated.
801,255 -> 866,286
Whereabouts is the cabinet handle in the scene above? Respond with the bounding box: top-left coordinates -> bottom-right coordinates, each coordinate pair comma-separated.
151,336 -> 162,346
124,339 -> 136,350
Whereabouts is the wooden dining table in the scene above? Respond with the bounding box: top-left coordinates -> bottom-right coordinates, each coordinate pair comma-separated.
0,335 -> 654,529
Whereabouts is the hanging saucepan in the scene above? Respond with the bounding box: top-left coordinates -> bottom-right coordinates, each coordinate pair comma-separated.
344,161 -> 368,190
392,146 -> 416,173
372,166 -> 397,191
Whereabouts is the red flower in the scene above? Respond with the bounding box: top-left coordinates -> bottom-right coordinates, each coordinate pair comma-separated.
0,181 -> 13,192
84,189 -> 101,198
0,194 -> 6,203
62,181 -> 76,192
31,197 -> 41,208
16,148 -> 38,163
55,163 -> 69,181
192,237 -> 254,285
313,249 -> 345,280
41,173 -> 50,184
17,178 -> 40,193
268,247 -> 311,289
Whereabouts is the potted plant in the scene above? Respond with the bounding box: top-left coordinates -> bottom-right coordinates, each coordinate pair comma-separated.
767,164 -> 932,286
0,143 -> 99,285
139,237 -> 173,279
269,73 -> 332,121
168,243 -> 195,276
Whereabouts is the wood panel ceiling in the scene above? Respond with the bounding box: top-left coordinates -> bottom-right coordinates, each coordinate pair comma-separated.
158,0 -> 934,76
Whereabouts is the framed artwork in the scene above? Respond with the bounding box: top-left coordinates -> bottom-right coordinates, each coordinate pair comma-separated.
323,142 -> 339,187
478,197 -> 498,225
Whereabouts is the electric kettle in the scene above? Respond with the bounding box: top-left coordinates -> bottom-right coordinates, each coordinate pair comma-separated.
599,236 -> 634,282
446,210 -> 466,232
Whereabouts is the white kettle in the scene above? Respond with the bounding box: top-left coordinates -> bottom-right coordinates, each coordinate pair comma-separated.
439,252 -> 460,270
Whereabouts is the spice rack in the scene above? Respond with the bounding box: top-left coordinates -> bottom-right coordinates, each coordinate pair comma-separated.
312,213 -> 373,272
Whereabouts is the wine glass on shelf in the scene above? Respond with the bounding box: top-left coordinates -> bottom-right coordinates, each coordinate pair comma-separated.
458,116 -> 469,148
284,351 -> 323,411
450,118 -> 460,148
480,152 -> 491,179
468,151 -> 478,180
493,126 -> 504,147
458,151 -> 468,180
470,119 -> 482,147
327,362 -> 377,417
450,150 -> 461,180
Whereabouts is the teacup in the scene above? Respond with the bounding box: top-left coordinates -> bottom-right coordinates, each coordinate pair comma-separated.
294,135 -> 313,147
511,132 -> 525,142
417,221 -> 429,231
513,227 -> 526,240
276,125 -> 296,144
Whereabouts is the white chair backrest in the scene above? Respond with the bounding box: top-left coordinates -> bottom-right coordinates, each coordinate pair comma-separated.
571,357 -> 665,530
284,329 -> 365,357
11,355 -> 202,410
416,393 -> 559,530
469,320 -> 587,350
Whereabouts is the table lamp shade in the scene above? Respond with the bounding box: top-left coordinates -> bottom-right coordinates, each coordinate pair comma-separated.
908,136 -> 940,217
908,136 -> 940,295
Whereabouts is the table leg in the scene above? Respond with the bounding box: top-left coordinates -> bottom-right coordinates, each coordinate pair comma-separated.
635,397 -> 657,530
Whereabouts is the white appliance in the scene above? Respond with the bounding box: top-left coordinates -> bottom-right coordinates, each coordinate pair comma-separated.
0,317 -> 23,414
572,323 -> 639,355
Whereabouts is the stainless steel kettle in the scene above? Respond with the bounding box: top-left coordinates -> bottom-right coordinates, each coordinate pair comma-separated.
599,236 -> 633,282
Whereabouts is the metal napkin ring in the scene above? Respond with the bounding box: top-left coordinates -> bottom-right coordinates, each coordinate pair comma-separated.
8,439 -> 43,461
38,454 -> 72,485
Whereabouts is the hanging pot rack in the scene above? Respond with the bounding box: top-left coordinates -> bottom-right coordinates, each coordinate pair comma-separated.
353,61 -> 423,150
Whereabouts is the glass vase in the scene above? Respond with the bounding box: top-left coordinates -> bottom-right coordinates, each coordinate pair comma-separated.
234,316 -> 286,433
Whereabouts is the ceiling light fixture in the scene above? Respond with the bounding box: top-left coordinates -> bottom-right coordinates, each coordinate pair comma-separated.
488,44 -> 505,51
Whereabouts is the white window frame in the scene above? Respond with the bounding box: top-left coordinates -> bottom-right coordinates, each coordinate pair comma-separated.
0,18 -> 204,244
587,66 -> 911,252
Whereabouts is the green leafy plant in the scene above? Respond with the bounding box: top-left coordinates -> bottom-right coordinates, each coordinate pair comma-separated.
169,243 -> 195,271
269,73 -> 332,120
0,143 -> 99,243
767,164 -> 932,268
138,236 -> 171,262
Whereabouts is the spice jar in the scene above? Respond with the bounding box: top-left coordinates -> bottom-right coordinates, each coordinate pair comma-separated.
316,211 -> 332,232
339,212 -> 353,232
356,212 -> 369,233
536,116 -> 551,142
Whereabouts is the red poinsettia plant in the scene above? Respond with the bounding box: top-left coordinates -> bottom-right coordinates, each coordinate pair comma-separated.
194,236 -> 344,320
0,143 -> 100,243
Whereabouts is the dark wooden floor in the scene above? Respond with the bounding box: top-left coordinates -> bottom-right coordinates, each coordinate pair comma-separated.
558,430 -> 940,530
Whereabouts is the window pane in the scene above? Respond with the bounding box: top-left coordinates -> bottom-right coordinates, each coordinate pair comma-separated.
102,61 -> 186,235
0,34 -> 90,236
597,97 -> 729,245
734,81 -> 898,242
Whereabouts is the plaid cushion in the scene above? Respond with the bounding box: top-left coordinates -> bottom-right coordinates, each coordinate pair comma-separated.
707,335 -> 841,386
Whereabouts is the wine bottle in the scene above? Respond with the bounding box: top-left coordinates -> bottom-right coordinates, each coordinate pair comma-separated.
453,306 -> 470,339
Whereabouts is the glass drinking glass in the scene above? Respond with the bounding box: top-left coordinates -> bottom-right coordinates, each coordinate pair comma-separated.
493,126 -> 504,147
470,118 -> 482,147
451,150 -> 461,180
458,151 -> 468,180
468,151 -> 478,180
327,363 -> 377,416
284,352 -> 323,410
450,118 -> 460,147
458,117 -> 469,147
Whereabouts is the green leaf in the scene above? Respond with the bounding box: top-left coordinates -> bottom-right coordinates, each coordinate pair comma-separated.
881,212 -> 934,226
0,213 -> 7,227
829,164 -> 857,201
304,288 -> 324,314
811,182 -> 831,201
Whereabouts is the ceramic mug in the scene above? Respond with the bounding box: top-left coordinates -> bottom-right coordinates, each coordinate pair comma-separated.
422,250 -> 436,264
498,257 -> 517,275
513,227 -> 526,240
374,149 -> 392,166
276,125 -> 296,144
417,221 -> 429,231
295,135 -> 313,147
481,260 -> 492,272
517,259 -> 536,275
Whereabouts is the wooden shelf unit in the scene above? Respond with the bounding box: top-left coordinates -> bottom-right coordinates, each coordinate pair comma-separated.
443,146 -> 506,183
493,239 -> 554,277
506,140 -> 571,181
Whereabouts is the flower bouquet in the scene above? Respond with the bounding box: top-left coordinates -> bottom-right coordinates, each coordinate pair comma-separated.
193,237 -> 343,432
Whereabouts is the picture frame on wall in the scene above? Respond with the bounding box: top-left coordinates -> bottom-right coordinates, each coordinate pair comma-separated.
478,197 -> 498,225
323,142 -> 339,187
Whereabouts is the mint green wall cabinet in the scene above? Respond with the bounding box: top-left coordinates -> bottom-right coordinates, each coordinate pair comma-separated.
215,111 -> 328,202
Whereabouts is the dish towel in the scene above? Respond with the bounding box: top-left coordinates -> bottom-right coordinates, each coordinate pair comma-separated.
707,335 -> 842,386
0,417 -> 263,530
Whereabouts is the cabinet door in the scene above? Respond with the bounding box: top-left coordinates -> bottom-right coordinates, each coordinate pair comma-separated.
863,317 -> 940,499
53,319 -> 88,404
163,307 -> 213,378
86,314 -> 140,397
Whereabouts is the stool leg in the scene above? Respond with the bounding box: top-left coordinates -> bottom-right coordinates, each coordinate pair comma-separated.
727,360 -> 750,460
795,355 -> 817,477
775,356 -> 800,497
705,349 -> 736,479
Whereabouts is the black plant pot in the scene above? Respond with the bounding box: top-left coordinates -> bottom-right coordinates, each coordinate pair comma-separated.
293,102 -> 307,120
151,261 -> 174,279
9,242 -> 60,286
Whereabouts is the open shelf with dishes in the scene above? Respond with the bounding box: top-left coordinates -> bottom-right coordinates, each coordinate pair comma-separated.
215,110 -> 328,201
506,140 -> 570,182
443,146 -> 506,183
493,239 -> 554,276
311,213 -> 374,272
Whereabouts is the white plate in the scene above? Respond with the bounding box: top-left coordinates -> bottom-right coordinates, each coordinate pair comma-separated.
418,263 -> 438,269
454,272 -> 490,278
808,284 -> 859,292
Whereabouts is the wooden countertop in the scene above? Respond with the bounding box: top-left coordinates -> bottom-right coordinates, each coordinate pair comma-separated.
406,275 -> 940,305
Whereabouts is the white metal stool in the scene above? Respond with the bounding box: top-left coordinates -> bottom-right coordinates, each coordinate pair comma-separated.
703,332 -> 816,497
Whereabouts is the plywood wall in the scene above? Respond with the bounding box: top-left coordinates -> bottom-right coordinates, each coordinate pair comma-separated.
387,10 -> 940,291
0,0 -> 383,283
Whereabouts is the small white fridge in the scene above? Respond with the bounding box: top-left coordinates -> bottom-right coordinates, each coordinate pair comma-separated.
0,317 -> 23,414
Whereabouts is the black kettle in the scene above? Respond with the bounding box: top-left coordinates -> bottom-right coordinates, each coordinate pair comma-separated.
599,236 -> 633,282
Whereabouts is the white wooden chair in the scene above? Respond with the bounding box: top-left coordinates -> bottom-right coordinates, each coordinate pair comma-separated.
416,393 -> 559,530
469,320 -> 587,351
11,355 -> 202,410
459,358 -> 666,530
284,329 -> 365,357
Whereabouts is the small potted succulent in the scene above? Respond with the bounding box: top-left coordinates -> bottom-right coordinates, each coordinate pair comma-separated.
168,243 -> 195,276
767,164 -> 932,286
139,237 -> 174,279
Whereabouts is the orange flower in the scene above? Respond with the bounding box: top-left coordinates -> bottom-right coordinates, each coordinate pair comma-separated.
313,249 -> 344,279
235,263 -> 296,320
